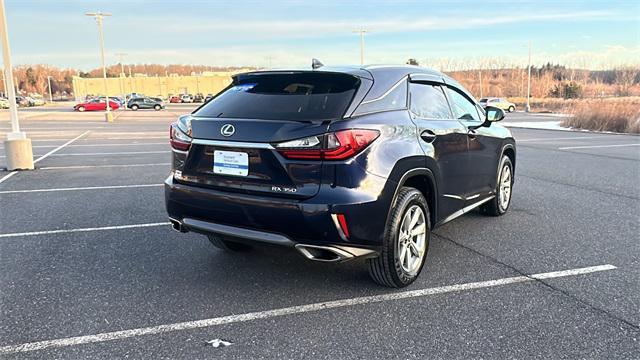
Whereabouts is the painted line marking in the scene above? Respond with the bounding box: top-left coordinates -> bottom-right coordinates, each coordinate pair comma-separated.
517,136 -> 601,142
2,151 -> 169,158
0,131 -> 90,185
0,264 -> 616,355
33,131 -> 91,164
38,163 -> 170,170
44,150 -> 169,157
559,143 -> 640,150
1,142 -> 166,149
0,183 -> 163,194
0,222 -> 170,239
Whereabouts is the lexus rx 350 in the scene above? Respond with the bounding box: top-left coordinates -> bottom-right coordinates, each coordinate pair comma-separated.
165,65 -> 516,287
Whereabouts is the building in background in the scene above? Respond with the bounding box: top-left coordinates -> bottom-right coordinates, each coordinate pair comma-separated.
71,70 -> 252,100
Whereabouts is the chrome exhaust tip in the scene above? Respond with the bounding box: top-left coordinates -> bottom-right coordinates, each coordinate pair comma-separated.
169,218 -> 187,233
295,244 -> 378,262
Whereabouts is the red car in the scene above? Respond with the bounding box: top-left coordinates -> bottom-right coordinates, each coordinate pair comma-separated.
74,99 -> 120,112
169,95 -> 182,103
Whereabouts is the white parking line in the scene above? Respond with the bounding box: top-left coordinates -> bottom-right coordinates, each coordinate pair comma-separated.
517,136 -> 601,142
0,222 -> 170,239
0,264 -> 616,355
559,143 -> 640,150
0,184 -> 163,194
0,131 -> 90,185
47,150 -> 169,157
38,163 -> 170,170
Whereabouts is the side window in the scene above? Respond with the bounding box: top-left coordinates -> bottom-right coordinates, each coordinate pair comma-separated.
446,87 -> 481,122
354,78 -> 407,115
409,83 -> 452,119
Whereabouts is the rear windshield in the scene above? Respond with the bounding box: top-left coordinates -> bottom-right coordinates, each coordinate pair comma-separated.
193,72 -> 360,121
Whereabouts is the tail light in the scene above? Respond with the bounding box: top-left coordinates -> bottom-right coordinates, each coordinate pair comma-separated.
170,117 -> 192,151
275,129 -> 379,160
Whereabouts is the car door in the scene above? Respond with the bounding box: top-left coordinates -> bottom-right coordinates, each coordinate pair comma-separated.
87,100 -> 101,111
408,78 -> 469,220
445,86 -> 499,203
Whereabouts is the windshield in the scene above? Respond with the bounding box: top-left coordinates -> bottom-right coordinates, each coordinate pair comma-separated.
193,72 -> 360,121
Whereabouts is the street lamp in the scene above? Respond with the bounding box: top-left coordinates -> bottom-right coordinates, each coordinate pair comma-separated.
352,29 -> 367,65
47,75 -> 53,102
1,0 -> 33,170
526,40 -> 532,113
86,11 -> 113,122
115,52 -> 127,109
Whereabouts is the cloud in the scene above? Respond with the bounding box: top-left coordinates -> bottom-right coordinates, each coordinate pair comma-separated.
162,10 -> 622,39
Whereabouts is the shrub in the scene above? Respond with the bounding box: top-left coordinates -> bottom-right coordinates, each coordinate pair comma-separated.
561,101 -> 640,133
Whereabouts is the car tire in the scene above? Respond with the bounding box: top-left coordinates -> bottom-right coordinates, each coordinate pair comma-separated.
77,106 -> 85,112
207,235 -> 253,252
131,104 -> 139,111
508,106 -> 515,112
481,155 -> 514,216
154,105 -> 161,111
367,186 -> 430,288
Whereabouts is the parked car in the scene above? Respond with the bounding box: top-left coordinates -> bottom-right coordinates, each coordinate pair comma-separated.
181,94 -> 193,103
15,96 -> 31,107
127,97 -> 165,111
165,65 -> 516,287
126,93 -> 144,101
169,95 -> 182,103
30,95 -> 46,106
98,96 -> 125,106
193,93 -> 204,103
479,97 -> 516,112
204,93 -> 214,102
0,97 -> 10,109
74,99 -> 120,112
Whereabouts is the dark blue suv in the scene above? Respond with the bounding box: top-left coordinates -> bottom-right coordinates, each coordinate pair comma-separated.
165,65 -> 516,287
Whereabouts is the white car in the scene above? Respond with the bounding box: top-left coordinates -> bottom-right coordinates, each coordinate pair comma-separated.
181,94 -> 193,103
0,97 -> 9,109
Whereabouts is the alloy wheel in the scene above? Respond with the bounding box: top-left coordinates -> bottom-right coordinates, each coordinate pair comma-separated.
499,164 -> 512,211
397,205 -> 427,275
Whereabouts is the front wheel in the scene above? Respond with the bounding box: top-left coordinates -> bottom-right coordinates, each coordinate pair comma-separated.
368,187 -> 430,288
77,106 -> 85,112
508,106 -> 515,112
154,105 -> 161,111
131,104 -> 139,111
481,155 -> 514,216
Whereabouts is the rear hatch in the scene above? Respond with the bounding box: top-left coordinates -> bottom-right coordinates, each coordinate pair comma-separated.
179,71 -> 361,199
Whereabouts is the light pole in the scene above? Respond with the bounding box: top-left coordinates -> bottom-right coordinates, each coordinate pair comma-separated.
1,0 -> 33,170
115,52 -> 127,109
47,75 -> 53,102
86,11 -> 113,122
352,29 -> 367,65
526,40 -> 532,113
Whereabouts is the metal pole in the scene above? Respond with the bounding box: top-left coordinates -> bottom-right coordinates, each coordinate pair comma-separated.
87,12 -> 112,122
1,0 -> 33,170
526,40 -> 532,113
478,70 -> 483,98
1,0 -> 21,137
352,29 -> 367,65
47,76 -> 53,102
116,52 -> 127,109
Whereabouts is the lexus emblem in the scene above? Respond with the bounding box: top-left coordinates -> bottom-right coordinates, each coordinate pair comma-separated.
220,124 -> 235,137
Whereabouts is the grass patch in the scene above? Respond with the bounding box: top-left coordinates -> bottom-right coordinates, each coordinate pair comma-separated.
561,100 -> 640,133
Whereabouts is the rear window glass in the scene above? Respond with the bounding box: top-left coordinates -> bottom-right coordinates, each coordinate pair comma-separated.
194,72 -> 360,121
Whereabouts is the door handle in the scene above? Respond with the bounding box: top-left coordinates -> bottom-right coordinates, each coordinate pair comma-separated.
420,130 -> 437,143
468,129 -> 477,140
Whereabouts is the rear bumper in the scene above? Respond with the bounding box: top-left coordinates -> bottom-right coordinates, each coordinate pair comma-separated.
164,175 -> 392,257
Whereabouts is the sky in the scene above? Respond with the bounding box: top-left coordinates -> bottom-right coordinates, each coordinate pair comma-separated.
4,0 -> 640,71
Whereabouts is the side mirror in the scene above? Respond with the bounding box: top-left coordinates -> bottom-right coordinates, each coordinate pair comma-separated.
485,106 -> 505,122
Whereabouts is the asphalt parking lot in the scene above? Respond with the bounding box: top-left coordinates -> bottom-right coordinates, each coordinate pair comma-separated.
0,108 -> 639,359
